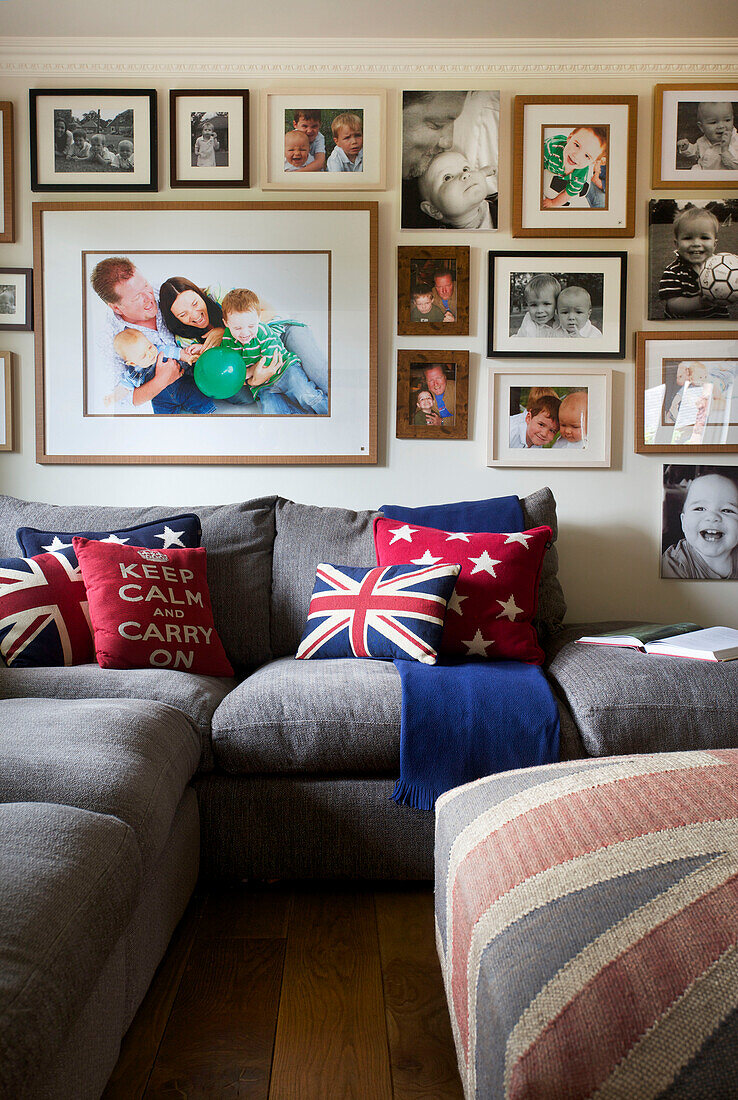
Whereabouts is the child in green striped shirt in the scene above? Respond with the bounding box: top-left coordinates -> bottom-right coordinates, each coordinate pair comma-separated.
220,288 -> 328,415
542,127 -> 608,209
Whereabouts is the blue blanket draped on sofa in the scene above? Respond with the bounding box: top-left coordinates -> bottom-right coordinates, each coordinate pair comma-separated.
392,659 -> 560,810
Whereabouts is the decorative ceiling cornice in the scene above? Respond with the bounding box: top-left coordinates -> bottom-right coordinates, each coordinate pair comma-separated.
1,37 -> 737,76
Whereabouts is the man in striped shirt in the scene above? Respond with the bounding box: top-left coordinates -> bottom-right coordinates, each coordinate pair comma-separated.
658,207 -> 729,319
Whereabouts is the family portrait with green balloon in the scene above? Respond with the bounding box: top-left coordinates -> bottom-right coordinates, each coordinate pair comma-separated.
85,251 -> 330,417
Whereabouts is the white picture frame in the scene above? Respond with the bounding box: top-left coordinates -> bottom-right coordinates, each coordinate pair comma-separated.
261,90 -> 386,191
487,365 -> 612,468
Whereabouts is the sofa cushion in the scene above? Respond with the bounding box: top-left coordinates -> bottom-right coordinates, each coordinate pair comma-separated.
0,697 -> 200,872
545,622 -> 738,756
0,662 -> 235,772
0,550 -> 93,667
211,655 -> 403,775
0,494 -> 277,672
16,511 -> 202,561
0,801 -> 141,1100
520,487 -> 566,634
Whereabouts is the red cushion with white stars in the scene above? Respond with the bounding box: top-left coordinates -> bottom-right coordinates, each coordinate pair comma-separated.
373,517 -> 552,664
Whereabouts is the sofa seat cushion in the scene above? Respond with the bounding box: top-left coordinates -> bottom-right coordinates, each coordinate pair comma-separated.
544,622 -> 738,757
0,662 -> 235,772
0,801 -> 141,1100
0,697 -> 200,872
435,750 -> 738,1100
211,655 -> 403,775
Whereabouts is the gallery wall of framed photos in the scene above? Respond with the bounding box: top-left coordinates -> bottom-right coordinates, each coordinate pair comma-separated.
1,38 -> 737,623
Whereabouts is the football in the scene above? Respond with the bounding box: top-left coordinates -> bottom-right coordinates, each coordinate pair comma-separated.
699,252 -> 738,302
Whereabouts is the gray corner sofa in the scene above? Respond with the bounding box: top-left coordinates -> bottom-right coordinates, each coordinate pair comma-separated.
1,488 -> 735,1100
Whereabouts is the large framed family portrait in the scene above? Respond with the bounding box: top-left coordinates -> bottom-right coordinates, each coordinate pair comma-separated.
635,330 -> 738,453
30,90 -> 158,193
653,84 -> 738,190
488,251 -> 627,358
262,91 -> 386,190
512,95 -> 637,238
32,201 -> 377,464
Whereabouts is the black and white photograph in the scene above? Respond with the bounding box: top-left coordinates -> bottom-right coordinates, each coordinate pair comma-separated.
30,90 -> 157,192
653,84 -> 738,190
401,90 -> 499,230
648,199 -> 738,320
661,463 -> 738,580
0,268 -> 32,332
488,251 -> 626,358
170,92 -> 248,189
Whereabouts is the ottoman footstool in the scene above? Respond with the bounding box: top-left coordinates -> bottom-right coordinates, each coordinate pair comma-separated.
435,751 -> 738,1100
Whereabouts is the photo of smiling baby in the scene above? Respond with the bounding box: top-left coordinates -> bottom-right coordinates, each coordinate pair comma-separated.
662,463 -> 738,580
283,107 -> 364,174
541,124 -> 609,210
508,385 -> 589,450
508,271 -> 604,339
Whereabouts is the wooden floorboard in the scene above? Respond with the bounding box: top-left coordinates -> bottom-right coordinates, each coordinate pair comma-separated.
268,887 -> 393,1100
375,888 -> 464,1100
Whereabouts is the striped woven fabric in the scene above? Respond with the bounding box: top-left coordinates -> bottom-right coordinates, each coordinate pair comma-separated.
435,750 -> 738,1099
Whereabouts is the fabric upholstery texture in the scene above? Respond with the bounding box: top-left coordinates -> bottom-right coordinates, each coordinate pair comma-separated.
211,654 -> 403,775
545,622 -> 738,756
0,661 -> 234,772
0,550 -> 93,667
0,801 -> 141,1100
0,494 -> 277,672
0,697 -> 201,873
16,512 -> 202,562
519,487 -> 566,634
435,749 -> 738,1100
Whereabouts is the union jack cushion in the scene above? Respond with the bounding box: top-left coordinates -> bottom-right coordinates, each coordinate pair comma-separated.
0,552 -> 92,667
296,562 -> 461,664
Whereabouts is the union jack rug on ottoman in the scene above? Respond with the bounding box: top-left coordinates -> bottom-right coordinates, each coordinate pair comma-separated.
435,750 -> 738,1099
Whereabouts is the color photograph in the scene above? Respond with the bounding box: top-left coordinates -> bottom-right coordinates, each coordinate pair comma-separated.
540,123 -> 609,211
397,245 -> 469,336
662,463 -> 738,579
508,384 -> 590,451
396,349 -> 468,440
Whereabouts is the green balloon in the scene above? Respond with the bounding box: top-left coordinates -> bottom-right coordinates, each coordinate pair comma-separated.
194,346 -> 247,399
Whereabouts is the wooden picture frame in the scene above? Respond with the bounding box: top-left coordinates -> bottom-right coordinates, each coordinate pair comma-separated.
170,90 -> 249,189
29,89 -> 158,193
0,269 -> 32,332
635,330 -> 738,453
0,103 -> 15,243
397,246 -> 469,336
487,365 -> 612,468
653,84 -> 738,190
0,352 -> 13,452
488,250 -> 627,359
262,90 -> 386,190
512,95 -> 637,238
396,349 -> 469,440
33,200 -> 377,465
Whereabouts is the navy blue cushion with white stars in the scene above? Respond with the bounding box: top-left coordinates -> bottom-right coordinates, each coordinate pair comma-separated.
16,513 -> 202,565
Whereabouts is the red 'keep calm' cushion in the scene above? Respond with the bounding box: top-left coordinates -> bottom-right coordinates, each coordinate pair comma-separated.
73,537 -> 233,677
373,517 -> 552,664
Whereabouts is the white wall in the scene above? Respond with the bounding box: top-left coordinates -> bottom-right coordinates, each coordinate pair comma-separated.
1,38 -> 738,627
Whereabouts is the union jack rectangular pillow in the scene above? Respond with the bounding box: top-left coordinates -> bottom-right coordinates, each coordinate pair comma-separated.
0,552 -> 93,667
296,562 -> 461,665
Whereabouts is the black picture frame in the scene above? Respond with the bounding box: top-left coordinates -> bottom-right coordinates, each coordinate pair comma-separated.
487,250 -> 628,359
169,90 -> 250,190
29,89 -> 158,193
0,267 -> 33,332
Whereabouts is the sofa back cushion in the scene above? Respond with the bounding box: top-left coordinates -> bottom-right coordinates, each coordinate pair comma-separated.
270,490 -> 566,657
0,495 -> 277,672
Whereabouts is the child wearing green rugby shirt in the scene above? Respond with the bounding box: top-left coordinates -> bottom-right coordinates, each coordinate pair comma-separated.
220,288 -> 328,415
542,126 -> 608,209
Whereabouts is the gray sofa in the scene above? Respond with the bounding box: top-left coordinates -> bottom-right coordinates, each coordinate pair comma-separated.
1,488 -> 734,1099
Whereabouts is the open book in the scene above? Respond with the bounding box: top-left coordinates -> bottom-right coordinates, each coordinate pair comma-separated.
577,624 -> 738,661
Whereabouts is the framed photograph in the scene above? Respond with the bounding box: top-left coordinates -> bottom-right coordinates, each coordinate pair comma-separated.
488,251 -> 627,358
0,352 -> 12,451
397,246 -> 469,336
487,366 -> 612,468
653,84 -> 738,190
648,198 -> 738,321
32,201 -> 377,465
396,350 -> 468,440
29,89 -> 157,192
170,90 -> 249,189
0,268 -> 32,332
512,95 -> 637,238
0,102 -> 14,243
662,463 -> 738,580
262,91 -> 386,191
401,90 -> 499,230
635,331 -> 738,453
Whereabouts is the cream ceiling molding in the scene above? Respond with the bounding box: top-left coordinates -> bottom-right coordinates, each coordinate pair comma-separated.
1,37 -> 737,75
